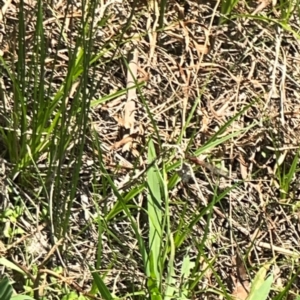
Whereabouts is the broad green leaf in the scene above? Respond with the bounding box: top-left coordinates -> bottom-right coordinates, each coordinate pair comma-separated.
181,254 -> 195,279
147,139 -> 163,287
89,266 -> 113,300
247,262 -> 273,300
0,258 -> 26,275
0,277 -> 13,300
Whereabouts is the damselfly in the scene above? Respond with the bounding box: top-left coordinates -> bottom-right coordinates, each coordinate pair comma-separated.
185,155 -> 232,180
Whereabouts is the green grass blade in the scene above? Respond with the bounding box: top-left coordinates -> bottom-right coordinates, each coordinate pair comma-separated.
147,139 -> 163,294
89,266 -> 114,300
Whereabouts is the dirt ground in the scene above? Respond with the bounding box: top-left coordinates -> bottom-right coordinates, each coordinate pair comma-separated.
1,0 -> 300,299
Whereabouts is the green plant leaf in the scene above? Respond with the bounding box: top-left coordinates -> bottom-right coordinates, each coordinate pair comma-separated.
247,262 -> 273,300
181,253 -> 195,280
164,233 -> 176,300
89,265 -> 113,300
61,291 -> 87,300
0,277 -> 13,300
147,139 -> 163,295
0,258 -> 26,275
11,296 -> 35,300
247,274 -> 273,300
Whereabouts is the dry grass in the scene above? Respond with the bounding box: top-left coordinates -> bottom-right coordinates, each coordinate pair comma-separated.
1,0 -> 300,299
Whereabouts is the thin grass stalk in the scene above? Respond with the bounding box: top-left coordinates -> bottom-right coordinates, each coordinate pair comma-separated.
158,0 -> 167,30
30,0 -> 46,166
61,1 -> 97,239
14,0 -> 27,165
46,12 -> 85,239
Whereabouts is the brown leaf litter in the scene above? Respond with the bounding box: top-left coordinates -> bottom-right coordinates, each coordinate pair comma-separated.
1,0 -> 300,298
